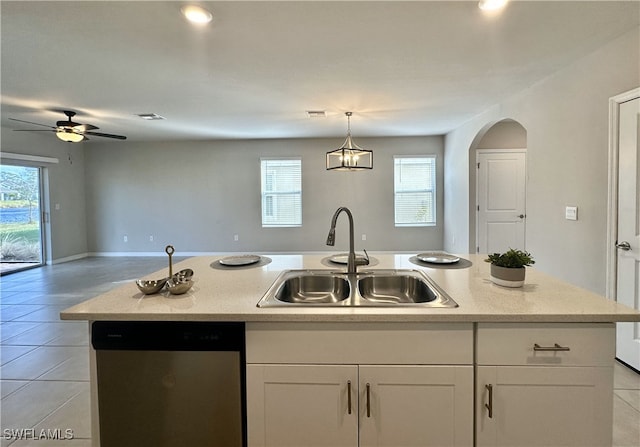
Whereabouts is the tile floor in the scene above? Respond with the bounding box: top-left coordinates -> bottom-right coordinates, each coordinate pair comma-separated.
0,257 -> 181,447
1,257 -> 639,447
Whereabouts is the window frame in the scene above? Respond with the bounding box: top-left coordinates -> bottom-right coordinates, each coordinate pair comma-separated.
393,155 -> 437,227
260,157 -> 302,228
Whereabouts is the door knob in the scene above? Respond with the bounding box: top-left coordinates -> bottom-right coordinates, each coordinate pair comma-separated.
518,214 -> 525,219
616,241 -> 631,251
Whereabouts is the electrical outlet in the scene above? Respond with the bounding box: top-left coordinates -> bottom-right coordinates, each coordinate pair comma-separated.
234,234 -> 239,241
123,235 -> 128,243
361,234 -> 367,241
149,235 -> 154,242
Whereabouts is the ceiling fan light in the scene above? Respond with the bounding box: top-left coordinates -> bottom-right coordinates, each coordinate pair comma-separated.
181,5 -> 213,24
56,130 -> 85,143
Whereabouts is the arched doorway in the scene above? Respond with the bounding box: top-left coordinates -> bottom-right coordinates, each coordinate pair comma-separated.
468,119 -> 527,254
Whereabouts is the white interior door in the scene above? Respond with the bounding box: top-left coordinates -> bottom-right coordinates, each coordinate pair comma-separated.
616,96 -> 640,371
476,150 -> 527,254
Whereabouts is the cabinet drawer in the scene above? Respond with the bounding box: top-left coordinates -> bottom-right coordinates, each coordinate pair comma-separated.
477,323 -> 615,366
246,322 -> 473,365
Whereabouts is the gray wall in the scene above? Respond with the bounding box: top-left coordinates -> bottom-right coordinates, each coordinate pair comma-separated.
444,26 -> 640,295
84,136 -> 444,254
0,128 -> 88,261
475,120 -> 527,149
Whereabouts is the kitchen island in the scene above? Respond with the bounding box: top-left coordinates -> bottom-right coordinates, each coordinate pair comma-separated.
61,253 -> 640,323
61,254 -> 640,447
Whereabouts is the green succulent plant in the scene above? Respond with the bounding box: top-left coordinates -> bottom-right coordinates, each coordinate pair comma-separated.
485,248 -> 535,268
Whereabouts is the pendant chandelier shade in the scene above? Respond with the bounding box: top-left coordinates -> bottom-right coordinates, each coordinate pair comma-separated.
326,112 -> 373,171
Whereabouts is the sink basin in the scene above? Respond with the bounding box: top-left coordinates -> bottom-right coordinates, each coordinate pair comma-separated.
358,275 -> 437,304
275,275 -> 350,304
257,269 -> 458,308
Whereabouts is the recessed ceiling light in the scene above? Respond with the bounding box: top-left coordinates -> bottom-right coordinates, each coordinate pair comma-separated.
181,5 -> 213,25
137,113 -> 165,121
478,0 -> 508,11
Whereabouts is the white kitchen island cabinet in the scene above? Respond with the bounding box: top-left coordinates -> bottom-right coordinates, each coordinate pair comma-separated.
59,254 -> 640,447
246,364 -> 358,447
359,365 -> 473,447
246,322 -> 474,447
476,323 -> 615,447
247,364 -> 473,447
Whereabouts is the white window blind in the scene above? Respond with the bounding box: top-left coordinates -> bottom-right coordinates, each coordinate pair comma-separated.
261,158 -> 302,227
394,156 -> 436,226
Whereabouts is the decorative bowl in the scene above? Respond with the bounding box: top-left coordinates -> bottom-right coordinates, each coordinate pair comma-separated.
166,277 -> 194,295
135,278 -> 168,294
174,268 -> 194,280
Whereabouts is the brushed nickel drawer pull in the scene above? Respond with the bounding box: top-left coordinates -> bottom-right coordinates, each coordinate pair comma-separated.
485,384 -> 493,418
366,383 -> 371,418
347,381 -> 352,415
534,343 -> 570,352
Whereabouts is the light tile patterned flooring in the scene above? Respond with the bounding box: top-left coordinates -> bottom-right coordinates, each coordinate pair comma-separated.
1,257 -> 639,446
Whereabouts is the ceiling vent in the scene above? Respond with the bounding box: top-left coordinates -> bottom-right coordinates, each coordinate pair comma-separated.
306,110 -> 326,118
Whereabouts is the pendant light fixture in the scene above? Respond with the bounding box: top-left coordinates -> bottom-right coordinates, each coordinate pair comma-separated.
326,112 -> 373,171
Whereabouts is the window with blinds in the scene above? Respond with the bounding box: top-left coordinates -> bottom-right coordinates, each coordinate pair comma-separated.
261,158 -> 302,227
394,156 -> 436,226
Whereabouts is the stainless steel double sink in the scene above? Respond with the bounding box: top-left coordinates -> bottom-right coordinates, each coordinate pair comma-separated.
257,269 -> 458,308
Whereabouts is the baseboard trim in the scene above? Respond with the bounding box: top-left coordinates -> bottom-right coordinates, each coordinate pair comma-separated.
51,253 -> 89,264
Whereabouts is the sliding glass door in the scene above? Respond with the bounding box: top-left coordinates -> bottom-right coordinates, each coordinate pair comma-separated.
0,164 -> 44,274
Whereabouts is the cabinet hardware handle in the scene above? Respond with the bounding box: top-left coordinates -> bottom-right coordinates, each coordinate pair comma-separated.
533,343 -> 570,352
366,383 -> 371,418
485,384 -> 493,418
347,381 -> 352,415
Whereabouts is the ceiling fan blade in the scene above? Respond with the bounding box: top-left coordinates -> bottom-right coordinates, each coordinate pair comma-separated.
84,131 -> 127,140
8,118 -> 55,129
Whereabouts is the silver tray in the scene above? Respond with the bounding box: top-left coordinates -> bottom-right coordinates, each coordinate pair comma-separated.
417,251 -> 460,264
329,253 -> 368,265
219,255 -> 261,266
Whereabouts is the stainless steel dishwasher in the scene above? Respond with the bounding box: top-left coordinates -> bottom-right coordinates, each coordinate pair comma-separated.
92,321 -> 245,447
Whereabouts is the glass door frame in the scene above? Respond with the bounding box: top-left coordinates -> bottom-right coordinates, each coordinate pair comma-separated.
0,162 -> 47,275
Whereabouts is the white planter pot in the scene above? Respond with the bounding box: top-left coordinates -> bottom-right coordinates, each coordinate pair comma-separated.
490,265 -> 526,288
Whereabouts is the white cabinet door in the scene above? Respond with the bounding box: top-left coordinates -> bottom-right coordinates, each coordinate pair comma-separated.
247,364 -> 474,447
359,365 -> 473,447
477,366 -> 613,447
246,364 -> 358,447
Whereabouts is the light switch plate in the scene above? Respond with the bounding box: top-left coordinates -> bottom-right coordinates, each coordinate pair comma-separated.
565,206 -> 578,221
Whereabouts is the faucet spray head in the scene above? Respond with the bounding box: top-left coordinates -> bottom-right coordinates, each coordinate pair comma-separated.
326,228 -> 336,246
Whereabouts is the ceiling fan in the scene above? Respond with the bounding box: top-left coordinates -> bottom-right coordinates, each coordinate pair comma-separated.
9,110 -> 127,142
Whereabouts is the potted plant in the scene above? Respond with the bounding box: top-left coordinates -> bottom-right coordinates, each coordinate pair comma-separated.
485,248 -> 535,288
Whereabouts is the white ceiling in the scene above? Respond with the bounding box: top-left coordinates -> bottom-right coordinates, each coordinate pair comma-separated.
2,1 -> 638,142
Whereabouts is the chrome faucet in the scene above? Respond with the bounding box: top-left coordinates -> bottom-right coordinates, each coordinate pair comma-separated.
326,207 -> 358,274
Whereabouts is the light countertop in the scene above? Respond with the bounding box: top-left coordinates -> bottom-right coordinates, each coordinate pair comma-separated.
60,254 -> 640,323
